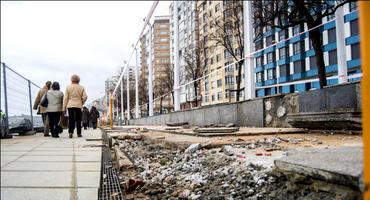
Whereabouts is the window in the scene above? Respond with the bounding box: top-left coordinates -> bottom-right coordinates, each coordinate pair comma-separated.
203,25 -> 208,32
217,79 -> 222,87
329,50 -> 337,65
293,60 -> 305,73
350,2 -> 358,12
266,36 -> 274,46
350,19 -> 359,36
351,43 -> 360,60
159,45 -> 168,49
293,42 -> 303,55
255,40 -> 263,50
225,75 -> 234,85
267,68 -> 276,80
159,31 -> 168,35
293,24 -> 302,36
204,96 -> 209,102
215,3 -> 220,12
279,64 -> 289,77
160,38 -> 168,42
328,28 -> 336,43
256,72 -> 264,82
224,50 -> 231,58
216,54 -> 221,62
310,56 -> 317,69
159,24 -> 167,28
267,52 -> 275,63
279,30 -> 287,41
217,92 -> 222,100
256,56 -> 263,67
279,47 -> 287,59
225,62 -> 233,72
211,94 -> 215,101
327,14 -> 335,21
203,14 -> 207,23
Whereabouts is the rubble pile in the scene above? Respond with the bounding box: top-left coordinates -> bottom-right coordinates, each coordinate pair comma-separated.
112,136 -> 350,200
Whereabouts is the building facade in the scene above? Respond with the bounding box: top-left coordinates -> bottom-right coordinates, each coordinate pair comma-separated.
170,1 -> 200,109
197,1 -> 245,106
140,16 -> 173,114
252,1 -> 361,97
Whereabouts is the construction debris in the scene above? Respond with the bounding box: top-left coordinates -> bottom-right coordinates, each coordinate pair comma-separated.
166,121 -> 189,126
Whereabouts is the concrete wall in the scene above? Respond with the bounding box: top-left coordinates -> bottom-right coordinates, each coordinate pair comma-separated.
129,82 -> 361,128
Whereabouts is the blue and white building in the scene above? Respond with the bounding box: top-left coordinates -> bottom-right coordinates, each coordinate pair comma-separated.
251,2 -> 361,97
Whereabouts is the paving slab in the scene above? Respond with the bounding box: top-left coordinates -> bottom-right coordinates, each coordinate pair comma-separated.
1,171 -> 72,187
275,146 -> 363,188
0,188 -> 71,200
2,161 -> 73,171
1,129 -> 102,199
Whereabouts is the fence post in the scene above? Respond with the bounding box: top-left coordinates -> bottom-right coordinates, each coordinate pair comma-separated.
2,63 -> 9,136
28,80 -> 34,129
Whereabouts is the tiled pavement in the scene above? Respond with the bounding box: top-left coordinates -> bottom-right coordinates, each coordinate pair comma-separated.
1,129 -> 102,200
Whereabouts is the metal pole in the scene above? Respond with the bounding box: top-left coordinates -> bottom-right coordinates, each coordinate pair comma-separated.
243,0 -> 255,100
109,94 -> 113,129
148,22 -> 154,116
135,47 -> 140,118
28,80 -> 34,129
359,2 -> 370,199
173,0 -> 181,111
126,68 -> 130,121
120,75 -> 124,125
2,63 -> 9,135
335,6 -> 348,84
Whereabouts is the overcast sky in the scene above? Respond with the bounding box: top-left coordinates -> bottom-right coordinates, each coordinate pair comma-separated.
1,1 -> 171,104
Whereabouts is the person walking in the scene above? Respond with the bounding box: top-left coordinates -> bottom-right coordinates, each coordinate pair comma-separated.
33,81 -> 52,137
46,82 -> 64,138
63,75 -> 87,138
81,106 -> 90,130
89,106 -> 99,129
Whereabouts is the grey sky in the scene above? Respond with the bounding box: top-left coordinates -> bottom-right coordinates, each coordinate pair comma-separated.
1,1 -> 171,104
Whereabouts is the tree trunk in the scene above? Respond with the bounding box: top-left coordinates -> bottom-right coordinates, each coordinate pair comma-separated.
171,91 -> 174,112
159,96 -> 163,114
236,60 -> 244,101
193,82 -> 198,107
309,25 -> 327,88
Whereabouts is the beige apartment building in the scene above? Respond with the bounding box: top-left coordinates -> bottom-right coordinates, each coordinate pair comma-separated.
140,16 -> 172,114
197,1 -> 245,106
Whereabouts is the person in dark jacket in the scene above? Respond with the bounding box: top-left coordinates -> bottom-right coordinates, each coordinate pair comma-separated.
81,107 -> 90,130
89,106 -> 100,129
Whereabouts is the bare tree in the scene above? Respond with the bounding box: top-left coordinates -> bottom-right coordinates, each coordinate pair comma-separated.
253,0 -> 355,88
209,0 -> 245,101
163,63 -> 174,110
183,42 -> 208,107
138,72 -> 148,116
154,64 -> 174,114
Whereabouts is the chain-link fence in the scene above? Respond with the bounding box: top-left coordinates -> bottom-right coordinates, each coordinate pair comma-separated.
1,62 -> 42,137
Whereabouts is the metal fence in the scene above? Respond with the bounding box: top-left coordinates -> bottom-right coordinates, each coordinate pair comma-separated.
1,62 -> 42,137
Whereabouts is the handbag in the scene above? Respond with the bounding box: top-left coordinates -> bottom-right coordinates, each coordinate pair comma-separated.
58,114 -> 69,129
40,92 -> 48,107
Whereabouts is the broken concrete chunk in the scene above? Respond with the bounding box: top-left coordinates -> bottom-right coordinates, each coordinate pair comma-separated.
182,125 -> 191,129
225,123 -> 235,127
222,145 -> 235,156
185,143 -> 201,154
166,121 -> 189,126
113,133 -> 142,140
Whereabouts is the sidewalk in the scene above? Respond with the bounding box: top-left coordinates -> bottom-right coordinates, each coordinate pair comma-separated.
1,129 -> 102,200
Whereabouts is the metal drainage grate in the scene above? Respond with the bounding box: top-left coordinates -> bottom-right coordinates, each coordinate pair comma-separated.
98,132 -> 124,200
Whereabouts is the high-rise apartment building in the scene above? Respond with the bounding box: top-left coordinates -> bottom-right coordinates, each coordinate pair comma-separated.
170,1 -> 200,109
197,1 -> 245,106
140,16 -> 172,114
251,1 -> 361,97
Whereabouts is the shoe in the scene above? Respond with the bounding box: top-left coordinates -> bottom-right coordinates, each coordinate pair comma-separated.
69,133 -> 73,138
55,135 -> 60,138
77,134 -> 82,137
44,134 -> 51,137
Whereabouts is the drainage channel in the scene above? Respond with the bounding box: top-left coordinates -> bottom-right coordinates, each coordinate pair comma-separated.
98,131 -> 125,200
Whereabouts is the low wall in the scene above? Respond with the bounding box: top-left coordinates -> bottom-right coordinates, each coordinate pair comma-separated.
129,82 -> 361,128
